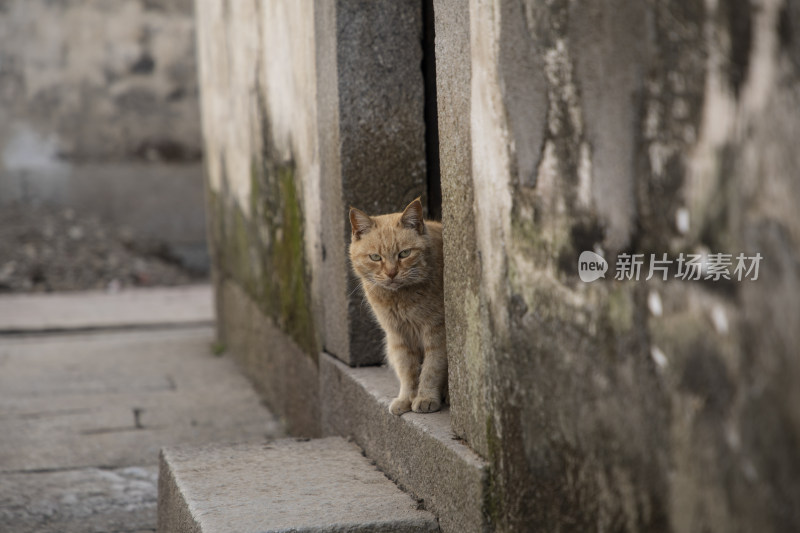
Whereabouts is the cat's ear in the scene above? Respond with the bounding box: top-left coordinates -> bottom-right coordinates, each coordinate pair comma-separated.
400,197 -> 425,234
349,207 -> 374,240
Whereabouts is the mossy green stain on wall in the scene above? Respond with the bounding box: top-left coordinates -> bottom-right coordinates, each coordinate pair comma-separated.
206,155 -> 318,359
267,165 -> 316,354
252,156 -> 317,357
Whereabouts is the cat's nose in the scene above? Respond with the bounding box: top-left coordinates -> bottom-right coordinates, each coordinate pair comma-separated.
386,268 -> 398,279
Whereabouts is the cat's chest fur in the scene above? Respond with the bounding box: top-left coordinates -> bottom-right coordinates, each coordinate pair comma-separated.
367,287 -> 436,343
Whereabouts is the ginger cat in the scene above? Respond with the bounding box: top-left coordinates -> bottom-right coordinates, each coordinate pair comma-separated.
349,198 -> 447,415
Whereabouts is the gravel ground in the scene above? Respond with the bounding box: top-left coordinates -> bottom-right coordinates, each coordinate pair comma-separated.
0,204 -> 205,293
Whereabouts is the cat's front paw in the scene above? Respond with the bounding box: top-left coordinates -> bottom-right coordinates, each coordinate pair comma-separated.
412,396 -> 441,413
389,397 -> 412,416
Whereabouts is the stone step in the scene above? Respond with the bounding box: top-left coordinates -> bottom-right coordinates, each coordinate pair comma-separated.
319,353 -> 488,533
157,437 -> 440,533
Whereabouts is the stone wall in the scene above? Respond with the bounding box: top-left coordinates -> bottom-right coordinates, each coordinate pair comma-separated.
0,0 -> 205,256
195,0 -> 426,434
436,0 -> 800,531
195,0 -> 322,435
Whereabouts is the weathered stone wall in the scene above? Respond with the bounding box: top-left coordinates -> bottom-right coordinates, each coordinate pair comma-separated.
0,0 -> 205,256
437,0 -> 800,531
195,0 -> 426,432
195,0 -> 322,436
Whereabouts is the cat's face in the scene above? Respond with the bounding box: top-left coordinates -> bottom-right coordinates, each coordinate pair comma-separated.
349,199 -> 429,291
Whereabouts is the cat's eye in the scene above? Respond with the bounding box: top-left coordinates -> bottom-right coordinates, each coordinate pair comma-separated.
369,253 -> 382,261
398,249 -> 411,259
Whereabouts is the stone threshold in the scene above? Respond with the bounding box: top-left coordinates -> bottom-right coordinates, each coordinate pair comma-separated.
320,353 -> 489,533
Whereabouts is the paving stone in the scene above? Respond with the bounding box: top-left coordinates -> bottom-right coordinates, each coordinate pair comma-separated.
0,466 -> 158,533
0,325 -> 282,532
0,327 -> 280,472
158,437 -> 439,533
0,285 -> 213,333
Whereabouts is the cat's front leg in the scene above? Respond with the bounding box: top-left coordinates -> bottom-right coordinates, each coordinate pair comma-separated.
413,323 -> 447,413
385,332 -> 421,415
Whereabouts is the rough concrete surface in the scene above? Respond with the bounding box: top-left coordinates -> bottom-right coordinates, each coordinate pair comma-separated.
0,316 -> 282,532
0,285 -> 213,332
320,353 -> 487,533
158,437 -> 439,533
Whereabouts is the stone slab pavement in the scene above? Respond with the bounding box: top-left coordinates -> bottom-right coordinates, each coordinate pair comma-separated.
0,286 -> 282,533
0,284 -> 214,333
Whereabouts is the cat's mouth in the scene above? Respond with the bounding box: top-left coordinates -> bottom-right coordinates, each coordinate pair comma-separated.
379,279 -> 402,291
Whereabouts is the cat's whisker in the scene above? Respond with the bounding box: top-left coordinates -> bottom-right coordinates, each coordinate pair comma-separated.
360,281 -> 380,309
347,283 -> 364,299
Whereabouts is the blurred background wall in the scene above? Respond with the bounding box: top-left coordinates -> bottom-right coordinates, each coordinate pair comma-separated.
0,0 -> 208,275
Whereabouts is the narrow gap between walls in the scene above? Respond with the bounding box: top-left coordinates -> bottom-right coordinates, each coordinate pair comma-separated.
422,0 -> 442,221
